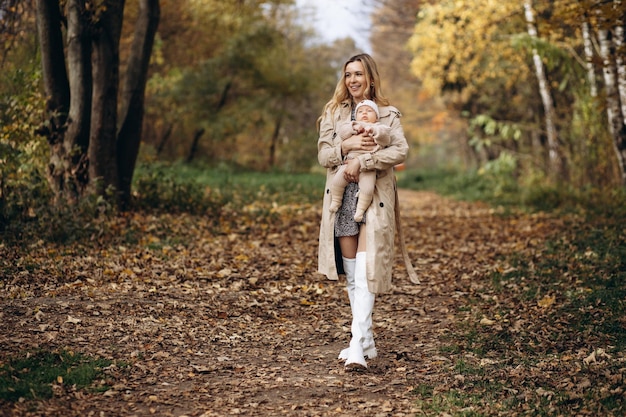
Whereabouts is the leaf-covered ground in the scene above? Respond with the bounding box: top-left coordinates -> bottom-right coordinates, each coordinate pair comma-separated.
1,190 -> 624,416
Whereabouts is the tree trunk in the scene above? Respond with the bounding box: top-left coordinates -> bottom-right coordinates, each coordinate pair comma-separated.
186,128 -> 206,163
35,0 -> 74,201
614,23 -> 626,120
35,0 -> 69,120
117,0 -> 160,210
89,0 -> 125,200
35,0 -> 160,209
523,0 -> 564,181
583,19 -> 598,97
599,26 -> 626,185
64,0 -> 92,196
156,123 -> 174,156
268,111 -> 283,169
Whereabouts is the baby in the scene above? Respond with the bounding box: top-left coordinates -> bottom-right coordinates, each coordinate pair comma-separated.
330,99 -> 391,222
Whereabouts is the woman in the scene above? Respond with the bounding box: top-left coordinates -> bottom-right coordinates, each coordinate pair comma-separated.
317,53 -> 411,369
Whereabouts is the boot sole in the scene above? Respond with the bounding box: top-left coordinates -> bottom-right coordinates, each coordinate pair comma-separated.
345,361 -> 367,371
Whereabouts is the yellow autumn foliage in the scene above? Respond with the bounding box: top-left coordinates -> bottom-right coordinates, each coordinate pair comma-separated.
408,0 -> 529,103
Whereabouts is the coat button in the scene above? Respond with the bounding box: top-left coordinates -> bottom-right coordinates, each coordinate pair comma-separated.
326,189 -> 330,194
379,202 -> 384,207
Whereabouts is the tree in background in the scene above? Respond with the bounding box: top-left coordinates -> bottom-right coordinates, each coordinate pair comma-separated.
407,0 -> 625,189
2,0 -> 347,223
370,0 -> 473,171
589,0 -> 626,185
141,0 -> 340,172
407,1 -> 530,172
35,0 -> 160,209
1,1 -> 51,227
1,0 -> 24,62
523,0 -> 564,181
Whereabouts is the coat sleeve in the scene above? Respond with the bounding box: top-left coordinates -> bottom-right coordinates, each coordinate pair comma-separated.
337,120 -> 356,140
371,123 -> 391,147
357,109 -> 408,172
317,108 -> 344,168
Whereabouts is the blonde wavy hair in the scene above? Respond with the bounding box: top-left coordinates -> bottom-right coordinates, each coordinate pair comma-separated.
317,53 -> 390,130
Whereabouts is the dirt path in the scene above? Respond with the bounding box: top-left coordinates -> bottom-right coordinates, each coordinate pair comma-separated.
1,190 -> 557,416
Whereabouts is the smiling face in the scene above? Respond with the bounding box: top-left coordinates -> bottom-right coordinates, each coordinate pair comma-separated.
344,60 -> 368,103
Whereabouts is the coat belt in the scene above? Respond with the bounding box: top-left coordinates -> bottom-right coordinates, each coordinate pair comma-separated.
393,176 -> 420,284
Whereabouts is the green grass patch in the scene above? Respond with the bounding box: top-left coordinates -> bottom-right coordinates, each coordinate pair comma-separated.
398,167 -> 626,215
0,350 -> 112,402
132,161 -> 325,214
413,384 -> 497,416
398,168 -> 492,202
454,359 -> 485,376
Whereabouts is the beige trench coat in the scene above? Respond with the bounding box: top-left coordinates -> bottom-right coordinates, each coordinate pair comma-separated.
317,100 -> 410,294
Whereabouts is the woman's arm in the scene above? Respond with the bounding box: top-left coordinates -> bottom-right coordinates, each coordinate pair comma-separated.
317,109 -> 343,168
356,110 -> 408,172
318,109 -> 377,168
337,121 -> 358,140
341,132 -> 379,182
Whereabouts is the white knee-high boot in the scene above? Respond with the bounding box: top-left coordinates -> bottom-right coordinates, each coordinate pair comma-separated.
338,257 -> 356,360
343,256 -> 356,308
345,251 -> 376,369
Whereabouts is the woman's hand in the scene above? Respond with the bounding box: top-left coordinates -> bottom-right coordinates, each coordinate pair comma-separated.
343,157 -> 361,183
341,133 -> 377,155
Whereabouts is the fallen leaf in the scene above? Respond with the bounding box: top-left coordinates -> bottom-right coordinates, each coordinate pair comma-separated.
538,295 -> 555,308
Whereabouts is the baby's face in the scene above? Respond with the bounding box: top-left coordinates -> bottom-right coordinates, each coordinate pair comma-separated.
356,105 -> 377,123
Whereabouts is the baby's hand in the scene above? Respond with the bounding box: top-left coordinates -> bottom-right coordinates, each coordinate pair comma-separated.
364,126 -> 374,137
352,122 -> 365,134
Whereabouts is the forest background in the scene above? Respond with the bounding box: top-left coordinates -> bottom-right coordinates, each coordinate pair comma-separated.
1,0 -> 625,225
